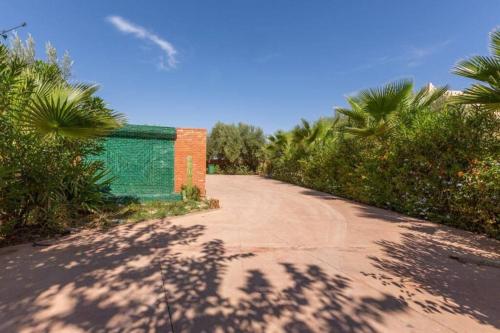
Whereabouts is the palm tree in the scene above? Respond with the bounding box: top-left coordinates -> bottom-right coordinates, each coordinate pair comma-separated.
452,28 -> 500,110
290,119 -> 315,152
0,43 -> 124,139
335,80 -> 413,138
267,130 -> 290,159
307,117 -> 337,145
19,83 -> 124,139
335,80 -> 447,139
1,38 -> 124,233
289,117 -> 339,152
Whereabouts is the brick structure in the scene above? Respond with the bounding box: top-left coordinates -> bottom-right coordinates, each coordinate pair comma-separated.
174,128 -> 207,196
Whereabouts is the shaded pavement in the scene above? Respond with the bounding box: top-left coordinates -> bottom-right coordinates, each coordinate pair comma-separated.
0,175 -> 499,332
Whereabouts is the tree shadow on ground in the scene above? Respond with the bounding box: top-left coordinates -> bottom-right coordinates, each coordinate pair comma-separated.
363,223 -> 500,329
294,182 -> 500,329
0,218 -> 410,333
346,202 -> 412,223
299,189 -> 339,201
299,186 -> 409,223
161,238 -> 408,333
0,220 -> 205,332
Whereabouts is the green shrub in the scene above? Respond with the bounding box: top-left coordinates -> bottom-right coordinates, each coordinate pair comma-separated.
0,37 -> 122,244
180,155 -> 202,201
207,122 -> 266,174
267,102 -> 499,238
94,199 -> 214,228
219,164 -> 254,175
181,184 -> 201,201
451,158 -> 499,236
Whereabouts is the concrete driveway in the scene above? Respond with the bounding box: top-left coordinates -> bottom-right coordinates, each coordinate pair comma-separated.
0,175 -> 499,332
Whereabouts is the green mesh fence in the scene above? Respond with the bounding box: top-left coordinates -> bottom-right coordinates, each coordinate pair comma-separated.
93,125 -> 181,201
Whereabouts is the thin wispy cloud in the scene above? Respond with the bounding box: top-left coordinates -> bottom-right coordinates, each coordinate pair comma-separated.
406,39 -> 451,67
343,39 -> 453,74
254,52 -> 280,64
107,15 -> 177,70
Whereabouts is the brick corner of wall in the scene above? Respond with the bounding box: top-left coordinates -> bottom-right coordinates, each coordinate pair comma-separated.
174,127 -> 207,195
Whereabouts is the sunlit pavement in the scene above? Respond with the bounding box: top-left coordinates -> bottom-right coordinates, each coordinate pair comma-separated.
1,175 -> 499,332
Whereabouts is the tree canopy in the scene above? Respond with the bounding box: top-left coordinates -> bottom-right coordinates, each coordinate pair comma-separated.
207,122 -> 266,173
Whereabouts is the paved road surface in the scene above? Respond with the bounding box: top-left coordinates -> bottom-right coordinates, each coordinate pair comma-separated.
1,175 -> 499,332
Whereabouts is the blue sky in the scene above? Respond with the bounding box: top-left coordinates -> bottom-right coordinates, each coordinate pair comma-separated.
1,1 -> 499,133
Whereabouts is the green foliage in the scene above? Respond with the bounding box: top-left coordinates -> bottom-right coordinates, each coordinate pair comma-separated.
181,155 -> 201,201
450,158 -> 499,235
186,156 -> 193,184
207,122 -> 266,174
266,130 -> 291,160
335,80 -> 447,139
266,28 -> 500,238
452,28 -> 500,110
181,184 -> 201,201
95,199 -> 213,228
18,83 -> 124,138
267,83 -> 499,238
238,123 -> 267,171
208,122 -> 243,164
0,36 -> 124,243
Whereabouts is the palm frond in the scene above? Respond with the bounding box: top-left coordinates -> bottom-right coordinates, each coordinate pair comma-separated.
292,119 -> 312,144
358,79 -> 413,121
452,28 -> 500,110
334,80 -> 414,139
300,118 -> 310,131
452,84 -> 500,110
343,117 -> 395,139
335,106 -> 367,127
18,84 -> 124,139
452,55 -> 500,84
0,47 -> 29,114
266,130 -> 290,156
490,28 -> 500,57
347,97 -> 363,112
342,126 -> 377,138
306,122 -> 324,145
412,84 -> 449,109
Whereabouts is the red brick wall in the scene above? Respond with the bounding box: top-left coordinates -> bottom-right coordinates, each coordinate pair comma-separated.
174,128 -> 207,196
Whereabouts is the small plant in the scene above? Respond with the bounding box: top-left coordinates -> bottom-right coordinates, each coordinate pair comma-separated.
92,199 -> 213,229
181,156 -> 201,201
181,184 -> 201,201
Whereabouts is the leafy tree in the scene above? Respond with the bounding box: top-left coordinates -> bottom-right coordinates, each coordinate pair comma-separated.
291,118 -> 338,151
0,36 -> 123,242
267,130 -> 291,159
207,122 -> 266,173
208,122 -> 243,165
452,28 -> 500,110
266,117 -> 341,163
238,123 -> 266,171
0,37 -> 119,139
335,80 -> 447,139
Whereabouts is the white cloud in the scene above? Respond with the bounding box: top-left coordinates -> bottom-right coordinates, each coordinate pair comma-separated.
338,39 -> 453,74
406,40 -> 451,67
107,15 -> 177,69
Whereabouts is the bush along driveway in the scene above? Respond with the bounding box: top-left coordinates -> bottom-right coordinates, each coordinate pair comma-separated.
0,175 -> 499,332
